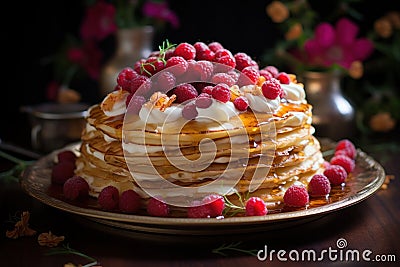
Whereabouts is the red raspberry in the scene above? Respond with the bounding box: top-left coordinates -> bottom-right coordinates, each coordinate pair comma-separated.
212,83 -> 231,103
330,155 -> 355,174
195,93 -> 213,108
283,185 -> 309,207
277,72 -> 290,84
155,71 -> 176,91
133,59 -> 146,74
264,66 -> 279,77
57,150 -> 76,163
234,52 -> 259,71
194,42 -> 215,61
63,176 -> 89,201
98,186 -> 120,211
119,189 -> 141,214
193,60 -> 214,80
233,96 -> 249,111
182,102 -> 198,120
261,78 -> 282,100
211,73 -> 236,87
173,83 -> 198,103
126,95 -> 146,115
166,56 -> 188,76
174,42 -> 196,60
51,161 -> 75,185
308,174 -> 331,196
142,56 -> 165,76
130,75 -> 151,95
213,49 -> 236,69
208,41 -> 224,52
259,69 -> 273,80
147,197 -> 169,217
202,85 -> 214,95
245,197 -> 268,216
187,194 -> 225,218
238,66 -> 260,86
194,42 -> 209,54
324,164 -> 348,185
335,139 -> 357,159
117,67 -> 138,91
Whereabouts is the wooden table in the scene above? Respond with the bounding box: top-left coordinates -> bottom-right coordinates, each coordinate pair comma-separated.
0,145 -> 399,267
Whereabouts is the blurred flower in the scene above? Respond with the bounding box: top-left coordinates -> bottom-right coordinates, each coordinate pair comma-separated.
369,112 -> 396,132
266,1 -> 289,23
348,61 -> 363,79
374,18 -> 392,38
285,23 -> 303,41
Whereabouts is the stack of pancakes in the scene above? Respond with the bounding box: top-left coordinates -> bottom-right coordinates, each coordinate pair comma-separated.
75,98 -> 324,209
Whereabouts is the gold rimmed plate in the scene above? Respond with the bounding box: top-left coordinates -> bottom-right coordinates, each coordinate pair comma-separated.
21,143 -> 385,235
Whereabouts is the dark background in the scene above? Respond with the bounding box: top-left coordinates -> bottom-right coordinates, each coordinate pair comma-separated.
1,0 -> 399,148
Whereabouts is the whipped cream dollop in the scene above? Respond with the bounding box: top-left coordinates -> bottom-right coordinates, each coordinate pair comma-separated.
281,82 -> 306,103
100,89 -> 129,117
139,105 -> 182,124
196,99 -> 238,122
240,85 -> 280,113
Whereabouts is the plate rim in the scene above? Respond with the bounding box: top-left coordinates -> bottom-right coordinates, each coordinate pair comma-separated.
20,144 -> 386,229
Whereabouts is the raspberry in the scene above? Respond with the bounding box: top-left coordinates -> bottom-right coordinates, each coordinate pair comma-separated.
238,66 -> 260,86
182,102 -> 198,120
213,49 -> 236,69
212,83 -> 231,103
335,139 -> 357,159
117,67 -> 138,91
195,93 -> 213,108
234,52 -> 258,71
330,155 -> 355,174
261,78 -> 282,100
208,41 -> 224,52
277,72 -> 290,84
187,194 -> 225,218
202,86 -> 214,95
211,73 -> 236,87
155,71 -> 176,91
119,189 -> 141,214
259,69 -> 273,80
126,95 -> 146,115
324,164 -> 348,185
173,83 -> 198,103
130,75 -> 151,95
63,175 -> 89,201
98,186 -> 120,211
174,42 -> 196,60
308,174 -> 331,196
147,197 -> 169,217
133,59 -> 146,74
245,197 -> 268,216
283,184 -> 309,207
51,161 -> 75,185
57,150 -> 76,163
193,60 -> 214,80
233,96 -> 249,111
193,42 -> 209,54
264,66 -> 279,77
166,56 -> 188,76
141,56 -> 165,76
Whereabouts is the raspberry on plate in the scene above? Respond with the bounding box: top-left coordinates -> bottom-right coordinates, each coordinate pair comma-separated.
283,184 -> 309,207
245,197 -> 268,216
98,186 -> 119,211
119,189 -> 141,214
324,164 -> 348,185
63,176 -> 89,201
330,154 -> 355,174
187,194 -> 225,218
147,197 -> 169,217
335,139 -> 357,159
308,174 -> 331,196
51,161 -> 75,185
57,150 -> 76,163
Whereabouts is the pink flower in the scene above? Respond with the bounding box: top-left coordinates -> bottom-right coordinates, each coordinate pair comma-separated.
67,41 -> 103,80
304,18 -> 374,69
80,0 -> 117,41
142,1 -> 180,28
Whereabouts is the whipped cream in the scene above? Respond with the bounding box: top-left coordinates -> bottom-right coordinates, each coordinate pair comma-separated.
100,89 -> 129,117
281,82 -> 306,103
244,93 -> 280,113
139,105 -> 182,124
196,99 -> 238,122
